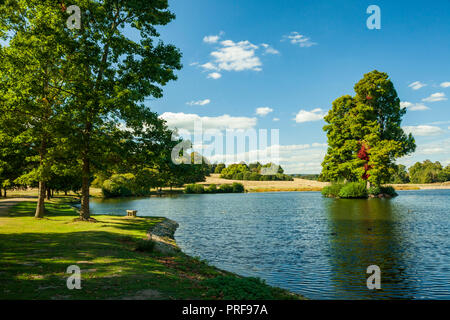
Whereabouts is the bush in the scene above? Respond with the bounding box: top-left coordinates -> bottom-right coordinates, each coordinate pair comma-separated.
243,172 -> 252,180
218,184 -> 234,193
338,182 -> 368,199
321,183 -> 344,198
184,184 -> 205,194
368,185 -> 398,197
102,173 -> 135,198
233,172 -> 244,180
232,182 -> 245,193
205,184 -> 217,193
249,172 -> 261,181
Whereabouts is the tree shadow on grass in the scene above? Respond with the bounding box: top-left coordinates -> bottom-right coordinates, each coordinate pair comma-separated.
0,230 -> 212,300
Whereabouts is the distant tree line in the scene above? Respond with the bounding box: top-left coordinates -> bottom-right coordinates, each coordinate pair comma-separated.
389,160 -> 450,184
216,162 -> 293,181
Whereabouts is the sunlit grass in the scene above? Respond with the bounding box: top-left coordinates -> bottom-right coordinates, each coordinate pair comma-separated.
0,201 -> 302,300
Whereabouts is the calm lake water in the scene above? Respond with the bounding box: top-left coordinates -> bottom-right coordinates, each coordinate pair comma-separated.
90,190 -> 450,299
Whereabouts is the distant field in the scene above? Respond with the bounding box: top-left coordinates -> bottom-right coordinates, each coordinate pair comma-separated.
199,174 -> 450,192
199,174 -> 328,192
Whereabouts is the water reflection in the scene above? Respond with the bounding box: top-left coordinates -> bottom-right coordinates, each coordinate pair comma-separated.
325,198 -> 417,299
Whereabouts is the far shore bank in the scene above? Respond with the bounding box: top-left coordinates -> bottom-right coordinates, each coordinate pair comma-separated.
199,174 -> 450,193
1,175 -> 449,200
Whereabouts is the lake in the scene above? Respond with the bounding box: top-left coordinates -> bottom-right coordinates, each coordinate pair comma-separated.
90,190 -> 450,299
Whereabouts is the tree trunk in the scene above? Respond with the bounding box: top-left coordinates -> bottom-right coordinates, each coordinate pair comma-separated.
35,181 -> 46,218
51,189 -> 54,197
64,190 -> 68,196
3,188 -> 6,198
80,157 -> 90,220
46,188 -> 51,200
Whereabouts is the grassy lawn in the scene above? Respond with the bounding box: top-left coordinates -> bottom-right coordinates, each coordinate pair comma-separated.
0,200 -> 302,300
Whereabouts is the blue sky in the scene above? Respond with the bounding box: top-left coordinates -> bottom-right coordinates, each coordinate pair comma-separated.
149,0 -> 450,173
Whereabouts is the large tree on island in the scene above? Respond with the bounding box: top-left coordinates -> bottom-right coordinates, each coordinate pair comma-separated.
321,70 -> 416,187
59,0 -> 182,220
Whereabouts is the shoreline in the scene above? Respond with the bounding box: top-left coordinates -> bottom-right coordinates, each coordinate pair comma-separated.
0,200 -> 304,300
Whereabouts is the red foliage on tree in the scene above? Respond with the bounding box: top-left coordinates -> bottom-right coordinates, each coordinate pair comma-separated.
358,143 -> 370,161
358,142 -> 371,180
366,95 -> 373,100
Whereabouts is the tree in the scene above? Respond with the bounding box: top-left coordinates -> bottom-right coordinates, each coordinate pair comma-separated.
0,1 -> 73,216
389,164 -> 409,184
56,0 -> 182,219
408,160 -> 448,184
214,163 -> 226,174
321,70 -> 416,187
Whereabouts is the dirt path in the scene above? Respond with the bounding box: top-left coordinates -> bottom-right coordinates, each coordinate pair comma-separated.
0,198 -> 36,216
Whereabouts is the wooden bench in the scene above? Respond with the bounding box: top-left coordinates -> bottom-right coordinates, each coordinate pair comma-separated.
126,210 -> 137,217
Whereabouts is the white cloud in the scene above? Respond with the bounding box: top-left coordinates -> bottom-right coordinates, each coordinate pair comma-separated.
199,37 -> 279,78
400,101 -> 430,111
415,138 -> 450,155
208,72 -> 222,79
294,108 -> 326,123
402,125 -> 444,136
408,81 -> 426,90
186,99 -> 211,106
419,147 -> 445,155
203,40 -> 262,72
261,43 -> 280,55
440,82 -> 450,88
255,107 -> 273,116
282,32 -> 317,48
203,35 -> 220,44
160,112 -> 257,131
422,92 -> 447,102
189,62 -> 199,66
273,118 -> 280,122
200,62 -> 218,71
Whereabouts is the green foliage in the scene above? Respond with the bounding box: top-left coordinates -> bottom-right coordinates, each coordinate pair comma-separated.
322,182 -> 368,198
205,184 -> 217,193
184,184 -> 205,194
368,186 -> 398,197
214,164 -> 226,174
338,182 -> 368,199
218,184 -> 234,193
389,164 -> 410,184
185,183 -> 244,194
321,183 -> 345,197
408,160 -> 449,184
102,174 -> 137,198
232,182 -> 245,193
233,172 -> 244,180
220,162 -> 292,181
321,70 -> 416,186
